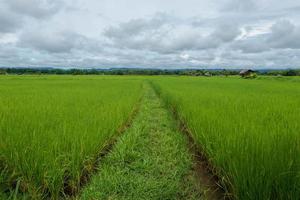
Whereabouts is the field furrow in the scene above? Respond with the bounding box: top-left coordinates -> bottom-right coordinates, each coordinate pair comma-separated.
80,84 -> 204,200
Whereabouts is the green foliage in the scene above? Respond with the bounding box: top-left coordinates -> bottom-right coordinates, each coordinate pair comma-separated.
243,72 -> 257,79
2,67 -> 300,76
263,69 -> 300,76
0,69 -> 6,75
81,85 -> 203,200
0,76 -> 142,198
152,76 -> 300,200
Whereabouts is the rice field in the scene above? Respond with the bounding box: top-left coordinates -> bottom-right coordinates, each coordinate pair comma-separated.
1,75 -> 300,199
0,76 -> 142,199
151,76 -> 300,199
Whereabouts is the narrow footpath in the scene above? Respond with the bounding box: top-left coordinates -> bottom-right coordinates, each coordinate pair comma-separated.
79,84 -> 209,199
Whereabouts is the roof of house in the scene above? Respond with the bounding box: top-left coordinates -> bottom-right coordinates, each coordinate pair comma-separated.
239,69 -> 254,74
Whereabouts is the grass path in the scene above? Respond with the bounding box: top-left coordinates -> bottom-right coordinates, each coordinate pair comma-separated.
79,84 -> 204,199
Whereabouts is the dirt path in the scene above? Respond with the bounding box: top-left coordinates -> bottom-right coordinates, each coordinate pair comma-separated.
79,84 -> 222,200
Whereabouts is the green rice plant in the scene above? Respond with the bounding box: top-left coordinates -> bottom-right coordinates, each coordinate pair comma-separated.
0,75 -> 142,199
151,76 -> 300,200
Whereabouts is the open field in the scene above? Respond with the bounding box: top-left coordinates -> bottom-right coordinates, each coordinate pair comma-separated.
0,75 -> 300,199
0,76 -> 142,199
80,84 -> 203,200
1,0 -> 300,199
151,76 -> 300,199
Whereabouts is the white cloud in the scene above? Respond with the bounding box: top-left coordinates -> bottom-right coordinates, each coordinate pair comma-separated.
180,53 -> 190,60
0,0 -> 300,68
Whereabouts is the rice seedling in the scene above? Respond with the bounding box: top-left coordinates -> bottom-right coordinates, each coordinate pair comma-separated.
0,75 -> 142,199
2,75 -> 299,199
151,76 -> 300,200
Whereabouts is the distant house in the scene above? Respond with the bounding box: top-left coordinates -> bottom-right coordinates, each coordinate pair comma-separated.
204,72 -> 212,77
239,69 -> 256,78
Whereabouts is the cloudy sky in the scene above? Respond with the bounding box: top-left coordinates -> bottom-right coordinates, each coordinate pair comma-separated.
0,0 -> 300,69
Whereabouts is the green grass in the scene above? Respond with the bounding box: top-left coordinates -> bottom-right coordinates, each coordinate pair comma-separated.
151,76 -> 300,199
80,83 -> 203,200
1,75 -> 300,199
0,75 -> 142,199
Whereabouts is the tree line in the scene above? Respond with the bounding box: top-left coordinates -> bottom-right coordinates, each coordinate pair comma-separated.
0,68 -> 299,76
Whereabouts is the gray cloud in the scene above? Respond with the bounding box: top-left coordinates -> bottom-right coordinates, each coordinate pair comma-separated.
18,30 -> 98,53
231,37 -> 269,54
6,0 -> 63,19
1,0 -> 300,69
104,15 -> 241,54
105,13 -> 168,38
221,0 -> 257,12
0,8 -> 23,33
268,19 -> 300,49
231,19 -> 300,54
211,21 -> 241,42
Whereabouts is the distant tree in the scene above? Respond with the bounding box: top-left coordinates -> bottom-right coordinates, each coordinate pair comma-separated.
222,69 -> 230,77
284,69 -> 298,76
1,67 -> 299,76
0,68 -> 7,75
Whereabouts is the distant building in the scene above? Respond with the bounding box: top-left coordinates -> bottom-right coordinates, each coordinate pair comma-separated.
239,69 -> 256,78
204,72 -> 212,77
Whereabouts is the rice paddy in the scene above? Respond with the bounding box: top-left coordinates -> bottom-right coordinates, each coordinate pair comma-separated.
1,75 -> 300,199
0,76 -> 142,199
151,76 -> 300,199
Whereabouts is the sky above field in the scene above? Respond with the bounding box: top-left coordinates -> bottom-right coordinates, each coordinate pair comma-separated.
0,0 -> 300,69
